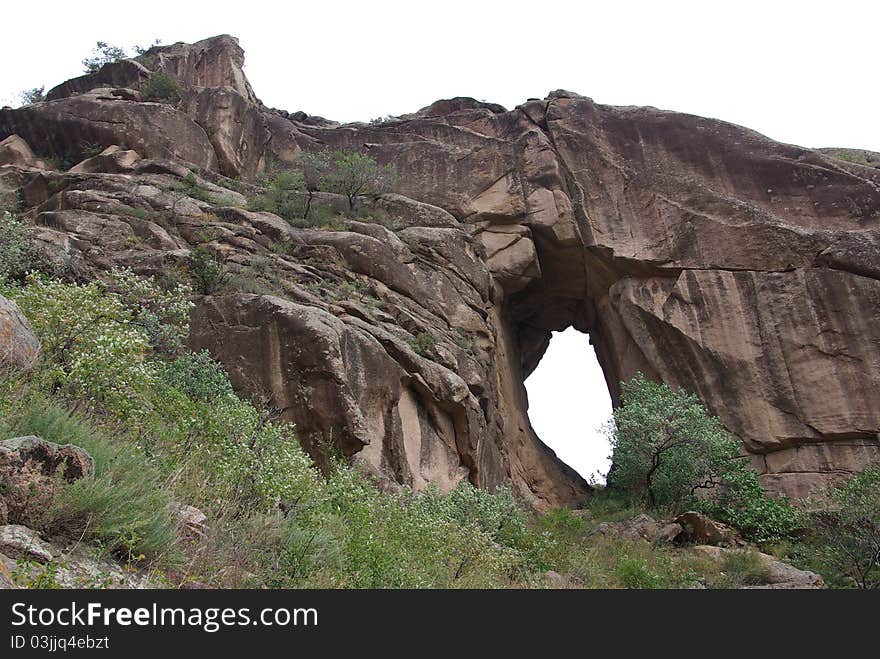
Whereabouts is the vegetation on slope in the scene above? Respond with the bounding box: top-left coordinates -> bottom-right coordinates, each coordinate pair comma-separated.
0,269 -> 553,587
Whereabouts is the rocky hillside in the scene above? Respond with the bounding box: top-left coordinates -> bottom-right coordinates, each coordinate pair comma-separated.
1,34 -> 878,509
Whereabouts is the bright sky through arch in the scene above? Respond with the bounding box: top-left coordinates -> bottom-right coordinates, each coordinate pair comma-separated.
524,329 -> 613,482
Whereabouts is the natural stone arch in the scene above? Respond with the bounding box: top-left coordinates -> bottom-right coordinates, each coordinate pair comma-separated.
4,36 -> 878,510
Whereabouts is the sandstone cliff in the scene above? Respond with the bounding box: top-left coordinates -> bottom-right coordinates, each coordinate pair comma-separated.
1,35 -> 878,507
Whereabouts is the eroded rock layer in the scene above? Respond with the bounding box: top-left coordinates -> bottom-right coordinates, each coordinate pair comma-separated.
1,35 -> 878,507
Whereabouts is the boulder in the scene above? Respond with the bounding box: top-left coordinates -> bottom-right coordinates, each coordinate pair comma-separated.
0,437 -> 94,526
0,554 -> 14,588
544,570 -> 573,588
170,502 -> 208,541
692,545 -> 825,589
140,35 -> 259,104
674,512 -> 739,546
758,559 -> 825,589
0,295 -> 40,373
68,145 -> 141,174
0,134 -> 46,169
0,525 -> 54,562
46,59 -> 152,102
596,514 -> 663,542
1,541 -> 160,589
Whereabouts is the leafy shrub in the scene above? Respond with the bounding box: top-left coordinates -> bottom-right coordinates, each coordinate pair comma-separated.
616,557 -> 661,589
608,373 -> 740,508
82,41 -> 128,73
323,469 -> 528,588
412,482 -> 555,571
187,246 -> 230,295
3,264 -> 585,589
703,466 -> 800,544
321,150 -> 397,211
6,274 -> 156,417
249,170 -> 306,221
408,332 -> 437,356
108,268 -> 193,355
148,361 -> 328,513
0,213 -> 49,284
141,72 -> 180,103
159,350 -> 235,402
801,466 -> 880,589
18,86 -> 45,105
607,373 -> 800,543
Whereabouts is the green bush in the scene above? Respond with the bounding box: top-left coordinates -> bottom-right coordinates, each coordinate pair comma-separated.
18,86 -> 45,106
160,350 -> 235,402
249,170 -> 306,221
801,466 -> 880,589
5,274 -> 157,417
616,557 -> 661,589
141,72 -> 180,103
321,150 -> 397,211
408,332 -> 437,357
703,466 -> 800,544
82,41 -> 127,73
108,268 -> 193,356
187,246 -> 230,295
2,265 -> 579,589
0,212 -> 49,284
607,373 -> 800,543
608,373 -> 740,508
323,469 -> 528,588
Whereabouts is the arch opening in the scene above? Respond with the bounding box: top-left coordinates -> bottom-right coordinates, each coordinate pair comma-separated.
524,327 -> 614,484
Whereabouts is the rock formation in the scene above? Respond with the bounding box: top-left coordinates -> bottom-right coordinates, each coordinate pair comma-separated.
1,35 -> 878,508
0,295 -> 40,373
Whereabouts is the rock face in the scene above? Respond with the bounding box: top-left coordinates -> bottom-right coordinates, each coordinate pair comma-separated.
0,295 -> 40,373
0,91 -> 217,171
1,36 -> 878,507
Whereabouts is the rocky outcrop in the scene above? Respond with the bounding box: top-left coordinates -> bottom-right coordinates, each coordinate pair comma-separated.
0,436 -> 94,527
0,525 -> 54,562
595,513 -> 683,544
0,91 -> 218,170
68,145 -> 142,174
0,295 -> 40,373
0,135 -> 46,169
690,545 -> 825,589
138,35 -> 259,104
1,35 -> 878,506
0,530 -> 160,589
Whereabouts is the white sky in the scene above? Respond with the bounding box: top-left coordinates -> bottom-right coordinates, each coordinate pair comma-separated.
2,0 -> 877,477
524,329 -> 612,482
1,0 -> 878,151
